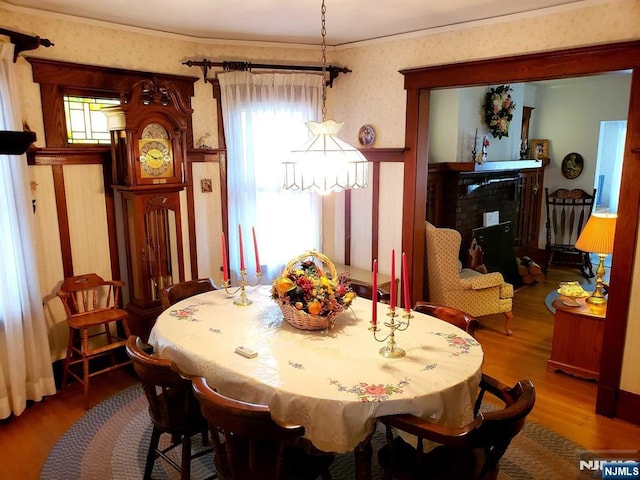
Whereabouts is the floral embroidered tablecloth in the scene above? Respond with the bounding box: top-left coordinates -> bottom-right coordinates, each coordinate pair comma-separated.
149,286 -> 483,453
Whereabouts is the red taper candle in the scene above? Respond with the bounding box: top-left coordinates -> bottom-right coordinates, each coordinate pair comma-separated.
252,227 -> 261,274
402,252 -> 410,312
238,224 -> 245,271
390,249 -> 396,310
221,233 -> 229,282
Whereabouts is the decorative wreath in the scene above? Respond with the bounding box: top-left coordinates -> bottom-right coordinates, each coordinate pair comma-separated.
484,85 -> 515,139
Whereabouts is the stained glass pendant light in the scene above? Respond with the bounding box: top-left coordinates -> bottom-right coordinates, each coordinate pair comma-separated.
283,0 -> 369,194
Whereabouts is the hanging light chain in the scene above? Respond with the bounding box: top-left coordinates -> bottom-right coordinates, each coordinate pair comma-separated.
320,0 -> 327,121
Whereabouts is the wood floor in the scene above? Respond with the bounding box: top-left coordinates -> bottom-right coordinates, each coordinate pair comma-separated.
1,264 -> 639,480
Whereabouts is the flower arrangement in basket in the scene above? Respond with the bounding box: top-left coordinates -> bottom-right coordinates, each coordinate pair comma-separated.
271,251 -> 355,330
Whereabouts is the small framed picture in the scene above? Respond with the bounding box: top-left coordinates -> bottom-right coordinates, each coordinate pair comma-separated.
529,139 -> 549,159
200,178 -> 212,193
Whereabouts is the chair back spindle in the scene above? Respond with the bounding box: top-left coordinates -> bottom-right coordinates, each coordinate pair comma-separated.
545,188 -> 596,277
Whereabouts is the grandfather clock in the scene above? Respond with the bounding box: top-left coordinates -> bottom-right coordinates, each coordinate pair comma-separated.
110,77 -> 192,340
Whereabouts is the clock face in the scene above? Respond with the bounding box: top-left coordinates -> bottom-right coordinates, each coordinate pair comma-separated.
139,139 -> 172,177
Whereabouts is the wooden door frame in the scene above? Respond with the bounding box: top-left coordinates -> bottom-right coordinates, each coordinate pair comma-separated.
400,41 -> 640,422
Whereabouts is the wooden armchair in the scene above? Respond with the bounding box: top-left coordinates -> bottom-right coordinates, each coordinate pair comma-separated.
425,222 -> 514,335
349,280 -> 391,304
413,301 -> 479,337
57,273 -> 132,409
159,277 -> 218,310
191,375 -> 334,480
544,188 -> 596,278
125,336 -> 213,480
378,374 -> 536,480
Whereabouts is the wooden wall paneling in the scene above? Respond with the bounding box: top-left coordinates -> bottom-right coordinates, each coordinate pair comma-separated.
51,164 -> 72,279
400,41 -> 640,424
185,149 -> 226,283
28,147 -> 115,280
360,148 -> 406,268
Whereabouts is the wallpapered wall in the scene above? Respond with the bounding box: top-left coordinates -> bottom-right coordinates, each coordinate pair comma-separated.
1,0 -> 639,392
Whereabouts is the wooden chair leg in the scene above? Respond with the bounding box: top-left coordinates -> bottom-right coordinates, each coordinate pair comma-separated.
181,433 -> 192,480
503,311 -> 513,336
144,427 -> 162,480
61,327 -> 75,388
81,328 -> 91,409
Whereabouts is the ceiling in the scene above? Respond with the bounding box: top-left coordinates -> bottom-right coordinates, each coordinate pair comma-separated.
4,0 -> 591,46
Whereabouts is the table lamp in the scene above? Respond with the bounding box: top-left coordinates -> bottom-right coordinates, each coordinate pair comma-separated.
575,212 -> 617,305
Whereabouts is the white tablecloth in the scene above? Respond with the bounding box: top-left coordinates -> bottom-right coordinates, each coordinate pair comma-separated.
149,286 -> 483,453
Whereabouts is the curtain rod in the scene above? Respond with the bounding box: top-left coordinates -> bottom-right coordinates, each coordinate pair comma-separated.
0,28 -> 54,62
182,59 -> 351,87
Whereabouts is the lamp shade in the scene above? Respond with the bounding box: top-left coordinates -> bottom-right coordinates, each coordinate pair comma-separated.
284,120 -> 369,194
575,212 -> 617,255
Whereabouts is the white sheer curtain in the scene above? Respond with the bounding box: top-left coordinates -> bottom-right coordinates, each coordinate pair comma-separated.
0,42 -> 56,419
218,72 -> 323,281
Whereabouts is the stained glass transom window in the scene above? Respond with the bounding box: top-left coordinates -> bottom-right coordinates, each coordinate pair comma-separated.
63,96 -> 120,144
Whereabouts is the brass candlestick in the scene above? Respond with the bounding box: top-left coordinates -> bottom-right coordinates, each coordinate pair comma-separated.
223,270 -> 262,306
371,307 -> 412,358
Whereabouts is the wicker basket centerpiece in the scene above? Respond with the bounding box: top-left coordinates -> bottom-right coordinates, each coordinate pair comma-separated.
271,251 -> 355,331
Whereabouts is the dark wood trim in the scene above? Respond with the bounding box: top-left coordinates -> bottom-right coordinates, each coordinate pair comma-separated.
211,80 -> 227,150
185,150 -> 197,280
357,148 -> 406,266
26,58 -> 198,148
599,67 -> 640,418
613,389 -> 640,425
371,161 -> 381,265
27,147 -> 110,165
401,41 -> 640,89
401,41 -> 640,424
185,149 -> 227,279
102,155 -> 121,284
51,164 -> 72,279
360,148 -> 406,162
27,147 -> 116,280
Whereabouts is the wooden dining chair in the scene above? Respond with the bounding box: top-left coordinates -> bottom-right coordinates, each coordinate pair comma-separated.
349,280 -> 391,304
159,277 -> 219,310
191,375 -> 334,480
413,301 -> 479,337
57,273 -> 132,409
377,374 -> 536,480
125,336 -> 213,480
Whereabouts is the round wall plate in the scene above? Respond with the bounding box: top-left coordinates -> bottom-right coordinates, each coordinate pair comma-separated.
358,124 -> 376,146
561,152 -> 584,179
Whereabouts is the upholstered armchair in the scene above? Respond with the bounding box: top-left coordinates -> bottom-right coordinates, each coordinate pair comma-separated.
425,222 -> 514,335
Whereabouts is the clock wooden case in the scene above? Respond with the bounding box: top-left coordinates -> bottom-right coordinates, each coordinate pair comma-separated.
111,78 -> 192,187
110,78 -> 193,340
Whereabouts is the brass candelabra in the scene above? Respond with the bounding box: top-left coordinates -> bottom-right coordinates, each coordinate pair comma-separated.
371,307 -> 412,358
223,269 -> 262,306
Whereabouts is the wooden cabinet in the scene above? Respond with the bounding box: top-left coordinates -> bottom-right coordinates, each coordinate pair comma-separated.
548,298 -> 606,381
515,165 -> 547,259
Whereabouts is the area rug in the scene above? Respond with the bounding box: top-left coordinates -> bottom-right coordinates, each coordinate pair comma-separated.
545,290 -> 560,314
41,383 -> 585,480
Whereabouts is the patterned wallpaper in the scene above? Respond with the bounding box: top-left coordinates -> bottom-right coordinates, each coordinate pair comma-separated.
2,0 -> 639,388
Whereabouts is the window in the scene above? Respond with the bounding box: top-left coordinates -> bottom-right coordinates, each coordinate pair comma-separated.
63,95 -> 120,145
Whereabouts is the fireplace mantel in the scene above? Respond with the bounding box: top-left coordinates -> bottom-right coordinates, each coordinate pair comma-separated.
427,159 -> 548,261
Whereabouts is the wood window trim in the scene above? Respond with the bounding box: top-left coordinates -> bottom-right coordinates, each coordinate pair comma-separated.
26,58 -> 198,148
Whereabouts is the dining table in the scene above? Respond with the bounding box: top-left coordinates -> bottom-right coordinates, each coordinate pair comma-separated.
148,284 -> 484,479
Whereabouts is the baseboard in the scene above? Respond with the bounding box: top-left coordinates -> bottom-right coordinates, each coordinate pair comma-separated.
615,389 -> 640,425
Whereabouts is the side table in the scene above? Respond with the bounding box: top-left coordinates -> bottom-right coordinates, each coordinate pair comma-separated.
548,297 -> 606,381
